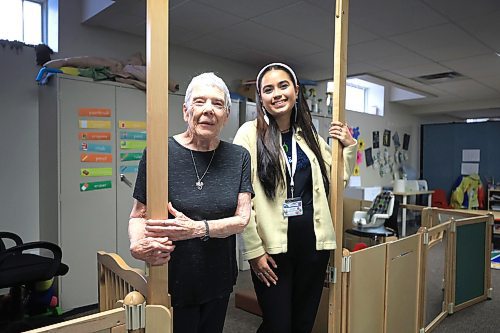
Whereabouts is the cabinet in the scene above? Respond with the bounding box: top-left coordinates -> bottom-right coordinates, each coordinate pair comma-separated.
488,188 -> 500,211
38,75 -> 186,310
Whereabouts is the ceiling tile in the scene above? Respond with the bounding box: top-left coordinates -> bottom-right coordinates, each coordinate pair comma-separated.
432,80 -> 499,99
368,51 -> 433,71
390,23 -> 491,61
390,62 -> 452,78
348,24 -> 379,45
196,0 -> 301,19
476,75 -> 500,92
349,0 -> 447,37
442,54 -> 500,79
458,10 -> 500,51
251,2 -> 333,49
169,1 -> 245,34
210,21 -> 324,59
422,0 -> 500,20
348,39 -> 414,62
170,25 -> 205,44
182,35 -> 250,58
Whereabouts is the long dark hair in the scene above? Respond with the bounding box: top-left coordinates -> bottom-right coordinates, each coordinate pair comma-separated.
256,65 -> 329,199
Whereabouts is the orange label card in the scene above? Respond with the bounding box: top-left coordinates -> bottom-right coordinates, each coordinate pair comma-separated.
79,132 -> 111,140
80,153 -> 113,163
79,108 -> 112,117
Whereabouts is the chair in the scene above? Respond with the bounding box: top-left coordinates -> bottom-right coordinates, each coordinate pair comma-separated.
0,231 -> 69,320
432,188 -> 450,209
352,191 -> 395,228
346,192 -> 398,244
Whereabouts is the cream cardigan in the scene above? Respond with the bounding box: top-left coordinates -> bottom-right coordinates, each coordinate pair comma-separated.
233,120 -> 357,261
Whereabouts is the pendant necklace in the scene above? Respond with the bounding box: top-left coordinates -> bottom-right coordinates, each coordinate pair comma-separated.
190,149 -> 216,190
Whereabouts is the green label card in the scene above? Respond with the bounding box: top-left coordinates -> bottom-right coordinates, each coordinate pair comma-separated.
81,167 -> 113,177
120,152 -> 143,161
80,180 -> 112,192
120,140 -> 147,150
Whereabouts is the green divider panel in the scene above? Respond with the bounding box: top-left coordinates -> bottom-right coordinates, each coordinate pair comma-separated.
455,222 -> 486,305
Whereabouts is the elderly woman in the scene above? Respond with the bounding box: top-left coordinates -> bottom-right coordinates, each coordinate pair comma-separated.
129,72 -> 253,333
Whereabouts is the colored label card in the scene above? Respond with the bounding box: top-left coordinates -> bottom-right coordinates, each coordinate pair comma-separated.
80,153 -> 113,163
79,120 -> 111,129
81,167 -> 113,177
120,131 -> 146,140
79,132 -> 111,140
120,140 -> 147,150
120,165 -> 139,174
80,180 -> 112,192
78,108 -> 112,117
80,142 -> 112,153
120,152 -> 143,161
119,120 -> 146,129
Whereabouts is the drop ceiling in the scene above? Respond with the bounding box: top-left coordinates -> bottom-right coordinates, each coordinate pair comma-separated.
83,0 -> 500,119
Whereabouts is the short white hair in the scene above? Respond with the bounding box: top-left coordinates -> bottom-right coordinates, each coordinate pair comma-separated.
184,72 -> 231,111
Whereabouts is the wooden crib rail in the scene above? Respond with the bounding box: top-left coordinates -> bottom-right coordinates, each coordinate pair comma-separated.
97,251 -> 148,312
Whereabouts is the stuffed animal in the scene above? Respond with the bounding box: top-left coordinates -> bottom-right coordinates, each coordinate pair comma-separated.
26,278 -> 58,316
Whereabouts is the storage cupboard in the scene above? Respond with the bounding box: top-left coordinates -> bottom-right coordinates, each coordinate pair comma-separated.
38,75 -> 188,310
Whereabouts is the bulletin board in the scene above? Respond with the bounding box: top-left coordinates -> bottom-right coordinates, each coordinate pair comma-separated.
421,121 -> 500,192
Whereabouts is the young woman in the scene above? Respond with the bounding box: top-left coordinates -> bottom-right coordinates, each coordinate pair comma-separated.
234,63 -> 357,333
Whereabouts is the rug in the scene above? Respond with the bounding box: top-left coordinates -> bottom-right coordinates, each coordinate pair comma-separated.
492,250 -> 500,270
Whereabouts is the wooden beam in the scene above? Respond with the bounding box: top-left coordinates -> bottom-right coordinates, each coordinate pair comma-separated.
329,0 -> 350,332
146,0 -> 170,308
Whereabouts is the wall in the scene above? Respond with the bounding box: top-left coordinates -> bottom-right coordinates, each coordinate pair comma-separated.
311,80 -> 421,188
422,121 -> 500,195
345,103 -> 421,187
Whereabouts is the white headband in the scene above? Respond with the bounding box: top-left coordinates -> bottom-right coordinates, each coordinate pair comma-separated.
256,62 -> 298,91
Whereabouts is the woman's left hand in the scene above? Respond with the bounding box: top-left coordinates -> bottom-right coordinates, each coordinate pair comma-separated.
329,120 -> 356,147
145,202 -> 203,241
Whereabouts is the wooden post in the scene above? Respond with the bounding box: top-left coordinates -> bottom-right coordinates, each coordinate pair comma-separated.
329,0 -> 349,333
146,0 -> 171,309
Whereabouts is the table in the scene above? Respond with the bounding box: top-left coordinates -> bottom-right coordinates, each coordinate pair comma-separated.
393,190 -> 434,237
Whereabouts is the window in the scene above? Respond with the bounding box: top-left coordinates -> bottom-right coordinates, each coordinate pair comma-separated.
346,83 -> 366,113
0,0 -> 58,50
327,77 -> 385,116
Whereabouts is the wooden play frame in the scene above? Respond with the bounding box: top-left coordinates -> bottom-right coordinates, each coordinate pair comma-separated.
311,205 -> 493,333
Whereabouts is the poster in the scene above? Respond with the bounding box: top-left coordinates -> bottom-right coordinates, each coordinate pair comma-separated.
403,134 -> 410,150
372,131 -> 379,149
392,131 -> 400,147
383,129 -> 391,147
365,148 -> 374,167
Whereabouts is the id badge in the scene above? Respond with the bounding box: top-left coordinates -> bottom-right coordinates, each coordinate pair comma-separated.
283,197 -> 303,217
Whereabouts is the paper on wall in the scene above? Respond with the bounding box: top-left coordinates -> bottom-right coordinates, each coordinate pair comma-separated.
462,149 -> 480,162
461,162 -> 479,175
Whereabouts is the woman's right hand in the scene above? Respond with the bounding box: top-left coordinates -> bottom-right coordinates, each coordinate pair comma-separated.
130,237 -> 175,265
249,253 -> 278,287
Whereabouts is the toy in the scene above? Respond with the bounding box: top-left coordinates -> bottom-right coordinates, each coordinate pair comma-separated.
26,278 -> 58,316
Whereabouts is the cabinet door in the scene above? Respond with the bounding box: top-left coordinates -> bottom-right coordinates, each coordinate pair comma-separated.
115,90 -> 187,268
59,78 -> 117,310
115,86 -> 147,269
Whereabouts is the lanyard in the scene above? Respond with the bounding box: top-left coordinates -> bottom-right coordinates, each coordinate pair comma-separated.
281,130 -> 297,198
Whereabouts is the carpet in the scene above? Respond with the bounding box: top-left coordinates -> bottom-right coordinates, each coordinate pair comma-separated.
492,250 -> 500,269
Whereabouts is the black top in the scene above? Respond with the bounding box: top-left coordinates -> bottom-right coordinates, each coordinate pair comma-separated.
133,138 -> 253,307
